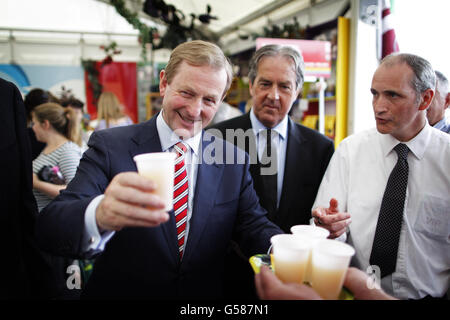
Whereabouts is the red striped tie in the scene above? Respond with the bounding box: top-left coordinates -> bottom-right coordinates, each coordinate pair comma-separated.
173,142 -> 188,258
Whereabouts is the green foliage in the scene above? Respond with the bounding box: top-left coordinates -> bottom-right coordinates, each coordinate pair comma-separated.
81,59 -> 102,107
110,0 -> 157,61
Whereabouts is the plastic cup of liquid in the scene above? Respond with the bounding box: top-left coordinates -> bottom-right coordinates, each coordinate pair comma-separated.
133,152 -> 176,211
270,234 -> 312,284
310,239 -> 355,300
290,225 -> 330,283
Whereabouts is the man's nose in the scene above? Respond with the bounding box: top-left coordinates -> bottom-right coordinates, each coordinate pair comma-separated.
186,98 -> 202,118
373,95 -> 387,114
268,86 -> 280,101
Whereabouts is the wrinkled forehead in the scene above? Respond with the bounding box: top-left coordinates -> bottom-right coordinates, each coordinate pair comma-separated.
373,62 -> 414,87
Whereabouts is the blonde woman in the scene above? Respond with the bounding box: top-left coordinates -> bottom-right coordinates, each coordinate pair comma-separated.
32,103 -> 82,212
95,91 -> 133,131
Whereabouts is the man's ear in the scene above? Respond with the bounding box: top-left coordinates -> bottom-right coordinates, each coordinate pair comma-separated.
445,92 -> 450,108
42,119 -> 51,130
419,88 -> 434,111
159,70 -> 167,97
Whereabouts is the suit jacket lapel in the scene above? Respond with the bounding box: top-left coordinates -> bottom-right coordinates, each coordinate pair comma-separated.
129,116 -> 179,263
182,133 -> 224,262
276,118 -> 305,228
129,116 -> 162,158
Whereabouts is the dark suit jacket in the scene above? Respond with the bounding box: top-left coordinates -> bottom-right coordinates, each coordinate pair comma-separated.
36,115 -> 282,299
211,113 -> 334,232
0,78 -> 57,298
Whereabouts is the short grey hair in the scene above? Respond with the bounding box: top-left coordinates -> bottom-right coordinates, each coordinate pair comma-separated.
435,70 -> 448,94
381,53 -> 436,103
248,44 -> 305,89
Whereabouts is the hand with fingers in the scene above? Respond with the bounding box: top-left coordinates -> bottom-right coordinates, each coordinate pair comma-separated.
255,265 -> 396,300
255,265 -> 322,300
95,172 -> 170,232
312,198 -> 351,239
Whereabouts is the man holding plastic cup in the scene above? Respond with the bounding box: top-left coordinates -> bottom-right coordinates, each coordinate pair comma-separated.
311,53 -> 450,300
36,40 -> 283,299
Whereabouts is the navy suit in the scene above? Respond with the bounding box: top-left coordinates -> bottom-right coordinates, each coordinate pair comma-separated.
36,115 -> 282,299
212,113 -> 334,231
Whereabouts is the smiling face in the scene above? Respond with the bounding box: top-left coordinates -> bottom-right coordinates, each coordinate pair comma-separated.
370,62 -> 434,141
250,55 -> 301,128
159,61 -> 227,139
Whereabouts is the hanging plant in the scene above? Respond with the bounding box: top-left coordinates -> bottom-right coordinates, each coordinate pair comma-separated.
81,59 -> 102,106
100,41 -> 122,66
81,41 -> 123,106
109,0 -> 155,61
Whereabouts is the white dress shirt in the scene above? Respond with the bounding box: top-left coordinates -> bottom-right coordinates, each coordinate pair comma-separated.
312,124 -> 450,299
249,108 -> 288,207
83,112 -> 201,254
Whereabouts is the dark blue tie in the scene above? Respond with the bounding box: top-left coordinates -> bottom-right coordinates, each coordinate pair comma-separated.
260,129 -> 278,217
370,143 -> 409,278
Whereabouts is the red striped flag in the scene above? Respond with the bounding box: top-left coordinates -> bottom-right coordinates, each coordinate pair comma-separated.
382,0 -> 399,58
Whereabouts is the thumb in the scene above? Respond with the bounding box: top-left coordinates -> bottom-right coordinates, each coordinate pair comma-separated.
328,198 -> 338,213
256,265 -> 278,299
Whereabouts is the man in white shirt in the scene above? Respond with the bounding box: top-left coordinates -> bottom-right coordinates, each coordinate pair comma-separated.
311,53 -> 450,299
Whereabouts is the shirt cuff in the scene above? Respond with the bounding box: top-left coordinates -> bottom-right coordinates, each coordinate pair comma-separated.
84,194 -> 115,253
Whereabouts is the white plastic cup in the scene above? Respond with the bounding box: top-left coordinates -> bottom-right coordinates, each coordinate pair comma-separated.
133,152 -> 176,211
290,225 -> 330,239
290,225 -> 330,283
310,239 -> 355,300
270,234 -> 312,284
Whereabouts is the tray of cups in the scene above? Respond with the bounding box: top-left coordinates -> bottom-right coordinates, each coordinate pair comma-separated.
251,228 -> 356,300
249,254 -> 354,300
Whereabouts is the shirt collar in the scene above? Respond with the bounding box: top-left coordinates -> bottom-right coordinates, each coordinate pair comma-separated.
433,116 -> 450,130
379,123 -> 432,160
156,111 -> 201,156
249,108 -> 288,140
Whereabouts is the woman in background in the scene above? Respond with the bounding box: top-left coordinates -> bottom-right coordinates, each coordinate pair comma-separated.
24,88 -> 59,159
32,102 -> 82,212
95,91 -> 133,131
61,96 -> 90,152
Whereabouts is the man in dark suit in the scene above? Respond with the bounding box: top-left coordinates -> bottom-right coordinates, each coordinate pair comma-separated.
36,40 -> 282,299
0,78 -> 57,298
212,45 -> 334,230
211,44 -> 334,298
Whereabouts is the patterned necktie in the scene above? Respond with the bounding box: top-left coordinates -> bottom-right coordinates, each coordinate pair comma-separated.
260,129 -> 278,217
173,142 -> 189,258
370,143 -> 409,278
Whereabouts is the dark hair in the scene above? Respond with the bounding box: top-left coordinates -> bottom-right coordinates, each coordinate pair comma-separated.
60,97 -> 84,110
24,89 -> 50,122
